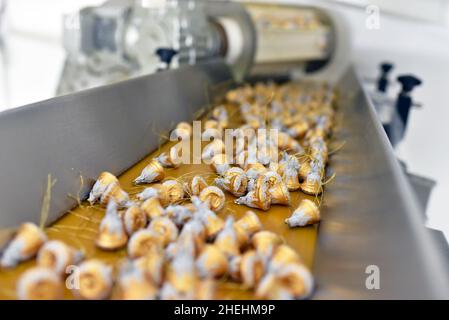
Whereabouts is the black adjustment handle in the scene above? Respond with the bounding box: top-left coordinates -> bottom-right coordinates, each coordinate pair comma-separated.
377,62 -> 394,93
396,74 -> 422,128
155,48 -> 178,70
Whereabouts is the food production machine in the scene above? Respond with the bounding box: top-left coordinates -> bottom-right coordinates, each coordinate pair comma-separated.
0,0 -> 448,299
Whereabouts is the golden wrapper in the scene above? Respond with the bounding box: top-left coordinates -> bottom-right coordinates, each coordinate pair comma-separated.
161,180 -> 185,205
240,250 -> 266,288
234,210 -> 263,241
17,267 -> 63,300
202,138 -> 225,160
37,240 -> 83,275
298,160 -> 312,181
0,222 -> 47,268
195,279 -> 215,300
274,263 -> 314,299
285,199 -> 320,227
176,122 -> 193,137
282,166 -> 300,191
127,229 -> 163,259
134,246 -> 165,285
269,181 -> 291,205
196,244 -> 228,279
99,183 -> 130,208
215,167 -> 248,197
228,255 -> 242,282
118,263 -> 158,300
141,197 -> 165,220
290,120 -> 310,137
192,197 -> 225,240
300,170 -> 323,195
270,244 -> 302,269
199,186 -> 226,212
133,159 -> 165,184
178,218 -> 207,255
165,251 -> 198,298
204,119 -> 219,130
256,272 -> 292,300
245,162 -> 267,174
148,217 -> 179,247
122,205 -> 147,235
210,153 -> 231,175
184,175 -> 208,197
74,260 -> 113,300
155,146 -> 181,168
96,201 -> 128,251
252,230 -> 282,258
235,176 -> 271,211
165,205 -> 193,227
88,171 -> 119,205
214,217 -> 240,257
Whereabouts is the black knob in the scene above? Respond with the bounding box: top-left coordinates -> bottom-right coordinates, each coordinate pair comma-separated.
155,48 -> 178,70
377,62 -> 394,93
395,74 -> 422,129
397,75 -> 422,94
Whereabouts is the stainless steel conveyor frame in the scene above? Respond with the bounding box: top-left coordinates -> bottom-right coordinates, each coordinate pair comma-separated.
0,60 -> 448,299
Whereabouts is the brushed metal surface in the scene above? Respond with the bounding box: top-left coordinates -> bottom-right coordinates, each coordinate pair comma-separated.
0,60 -> 232,229
313,68 -> 449,299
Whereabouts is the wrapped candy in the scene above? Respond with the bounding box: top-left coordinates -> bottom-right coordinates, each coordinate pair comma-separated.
235,176 -> 271,211
288,121 -> 309,139
270,244 -> 302,271
161,180 -> 185,205
1,222 -> 47,268
118,262 -> 157,300
210,153 -> 231,175
122,205 -> 147,235
196,244 -> 228,279
165,205 -> 193,227
240,250 -> 266,288
96,200 -> 128,251
193,197 -> 224,239
252,231 -> 282,258
17,267 -> 63,300
37,240 -> 84,275
257,263 -> 314,300
184,176 -> 208,197
154,146 -> 181,168
300,169 -> 323,195
175,122 -> 193,138
74,260 -> 113,300
134,159 -> 165,184
199,186 -> 226,212
88,172 -> 118,205
234,211 -> 263,246
282,158 -> 300,191
136,186 -> 159,201
163,251 -> 198,299
148,217 -> 179,247
99,183 -> 130,208
215,167 -> 248,197
141,196 -> 165,220
201,139 -> 225,161
285,199 -> 320,227
228,255 -> 242,282
178,218 -> 207,255
127,229 -> 163,259
214,217 -> 240,257
264,171 -> 290,205
134,246 -> 165,285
